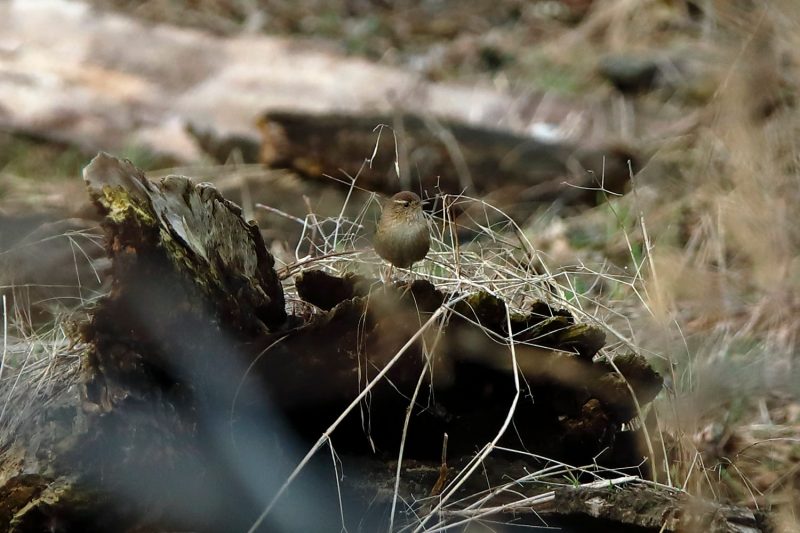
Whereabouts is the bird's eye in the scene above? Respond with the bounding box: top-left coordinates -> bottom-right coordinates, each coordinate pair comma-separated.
403,201 -> 410,207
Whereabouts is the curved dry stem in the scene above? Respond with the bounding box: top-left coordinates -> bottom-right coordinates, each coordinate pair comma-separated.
412,303 -> 521,532
247,294 -> 469,533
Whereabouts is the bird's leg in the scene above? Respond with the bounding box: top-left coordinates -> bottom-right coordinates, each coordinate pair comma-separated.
383,264 -> 394,287
397,264 -> 418,297
398,277 -> 415,298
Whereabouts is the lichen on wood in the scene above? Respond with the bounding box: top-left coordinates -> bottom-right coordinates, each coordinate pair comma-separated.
83,152 -> 286,335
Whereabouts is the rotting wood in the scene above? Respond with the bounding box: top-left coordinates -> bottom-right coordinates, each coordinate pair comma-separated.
547,483 -> 770,533
0,154 -> 770,532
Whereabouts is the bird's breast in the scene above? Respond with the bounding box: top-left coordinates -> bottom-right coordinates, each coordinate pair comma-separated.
374,220 -> 430,268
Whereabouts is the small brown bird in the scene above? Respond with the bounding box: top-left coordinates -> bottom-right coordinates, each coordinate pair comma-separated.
373,191 -> 430,271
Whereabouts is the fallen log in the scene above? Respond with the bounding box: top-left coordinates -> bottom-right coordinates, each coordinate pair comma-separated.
255,110 -> 636,206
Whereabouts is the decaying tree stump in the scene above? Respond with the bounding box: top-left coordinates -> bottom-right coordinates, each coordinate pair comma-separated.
281,269 -> 660,462
0,154 -> 770,532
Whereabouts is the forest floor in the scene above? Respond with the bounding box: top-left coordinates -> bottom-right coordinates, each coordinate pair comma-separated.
2,0 -> 800,530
